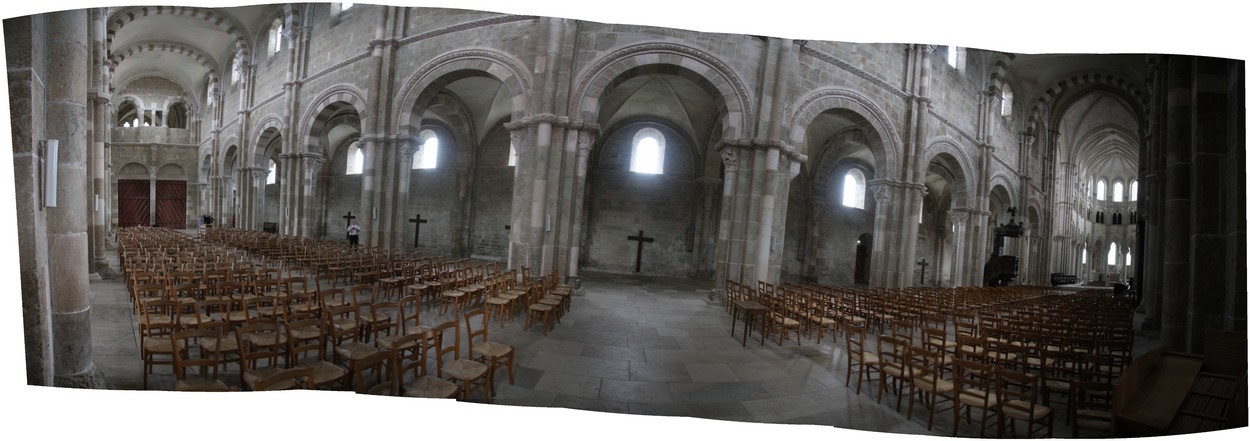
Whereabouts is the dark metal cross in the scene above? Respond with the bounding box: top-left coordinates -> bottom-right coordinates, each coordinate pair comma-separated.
343,211 -> 356,223
917,259 -> 930,285
409,214 -> 428,248
627,230 -> 654,273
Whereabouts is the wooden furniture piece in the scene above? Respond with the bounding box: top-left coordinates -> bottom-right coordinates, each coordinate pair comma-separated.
844,323 -> 880,396
465,308 -> 515,398
729,298 -> 767,347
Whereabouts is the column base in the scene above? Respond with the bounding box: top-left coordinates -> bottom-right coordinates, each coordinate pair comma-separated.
53,366 -> 106,389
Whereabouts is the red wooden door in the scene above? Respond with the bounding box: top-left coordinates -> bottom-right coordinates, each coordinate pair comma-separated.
155,180 -> 187,229
117,180 -> 150,228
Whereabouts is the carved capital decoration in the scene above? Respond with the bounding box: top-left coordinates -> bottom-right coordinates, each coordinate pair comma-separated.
250,169 -> 269,181
303,154 -> 325,176
949,211 -> 969,226
870,184 -> 891,204
397,138 -> 418,161
720,147 -> 739,171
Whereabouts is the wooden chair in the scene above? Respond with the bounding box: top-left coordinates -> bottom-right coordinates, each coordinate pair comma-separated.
172,327 -> 232,391
907,345 -> 956,431
350,349 -> 397,395
430,320 -> 490,402
325,304 -> 380,366
394,333 -> 459,399
877,333 -> 912,409
1070,381 -> 1115,437
465,308 -> 515,398
237,321 -> 290,391
197,320 -> 241,375
996,367 -> 1054,438
844,323 -> 880,395
766,289 -> 802,346
524,283 -> 556,336
952,358 -> 1000,437
285,317 -> 348,390
140,298 -> 180,389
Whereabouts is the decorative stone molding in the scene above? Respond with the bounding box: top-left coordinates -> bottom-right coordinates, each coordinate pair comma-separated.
397,15 -> 539,48
250,169 -> 268,181
397,139 -> 418,161
714,138 -> 808,164
949,211 -> 969,227
719,147 -> 739,171
576,131 -> 596,151
870,184 -> 891,204
302,154 -> 324,175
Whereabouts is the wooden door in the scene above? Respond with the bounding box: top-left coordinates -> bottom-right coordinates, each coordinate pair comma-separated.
117,180 -> 150,228
155,180 -> 187,229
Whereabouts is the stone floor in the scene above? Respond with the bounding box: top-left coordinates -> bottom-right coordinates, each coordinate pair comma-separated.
78,238 -> 1167,439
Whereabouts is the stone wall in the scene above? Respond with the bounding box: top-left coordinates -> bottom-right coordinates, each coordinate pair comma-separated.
468,126 -> 514,260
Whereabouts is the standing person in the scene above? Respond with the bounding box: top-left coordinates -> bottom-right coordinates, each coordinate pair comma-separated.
347,220 -> 361,247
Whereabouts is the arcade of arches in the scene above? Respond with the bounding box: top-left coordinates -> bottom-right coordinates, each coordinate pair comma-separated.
6,2 -> 1245,415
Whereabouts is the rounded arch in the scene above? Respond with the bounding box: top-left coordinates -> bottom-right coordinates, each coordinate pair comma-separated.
198,151 -> 213,184
107,6 -> 252,55
1026,71 -> 1147,132
109,40 -> 221,81
251,115 -> 285,164
298,85 -> 368,155
393,49 -> 533,138
117,162 -> 150,179
569,42 -> 752,139
987,174 -> 1018,206
923,136 -> 976,208
787,87 -> 903,178
255,125 -> 284,167
156,163 -> 187,180
114,71 -> 197,105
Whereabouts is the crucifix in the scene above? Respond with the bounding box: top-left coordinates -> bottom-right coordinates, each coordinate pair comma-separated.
917,259 -> 930,285
343,211 -> 356,223
409,214 -> 429,248
626,230 -> 654,273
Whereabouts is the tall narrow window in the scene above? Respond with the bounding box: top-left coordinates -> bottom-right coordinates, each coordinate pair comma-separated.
842,169 -> 866,209
413,129 -> 438,169
268,19 -> 284,55
1081,246 -> 1087,264
946,46 -> 958,68
345,141 -> 363,175
1108,242 -> 1118,266
507,142 -> 517,167
1000,83 -> 1013,117
267,160 -> 277,184
918,198 -> 924,224
1130,180 -> 1138,201
629,127 -> 665,174
1113,181 -> 1124,202
231,53 -> 241,84
1087,178 -> 1093,197
1126,249 -> 1133,266
1096,180 -> 1106,201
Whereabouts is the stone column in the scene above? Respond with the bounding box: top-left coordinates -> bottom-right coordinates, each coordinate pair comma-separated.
949,211 -> 969,287
1160,56 -> 1192,351
713,146 -> 742,286
565,130 -> 595,281
251,168 -> 269,229
89,7 -> 110,274
868,183 -> 892,287
301,154 -> 325,238
46,9 -> 103,388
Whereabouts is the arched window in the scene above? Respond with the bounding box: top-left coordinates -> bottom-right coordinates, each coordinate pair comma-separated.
946,46 -> 958,68
1126,249 -> 1133,266
629,127 -> 665,174
918,198 -> 924,224
1112,181 -> 1124,202
1081,245 -> 1087,264
413,129 -> 438,169
507,142 -> 517,167
230,53 -> 241,84
1096,180 -> 1106,201
267,160 -> 277,185
268,19 -> 284,56
842,169 -> 866,209
1000,83 -> 1013,117
1108,242 -> 1118,266
345,141 -> 363,175
1130,180 -> 1138,201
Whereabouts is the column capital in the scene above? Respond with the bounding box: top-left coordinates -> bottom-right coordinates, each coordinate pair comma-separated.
718,146 -> 740,171
949,211 -> 969,226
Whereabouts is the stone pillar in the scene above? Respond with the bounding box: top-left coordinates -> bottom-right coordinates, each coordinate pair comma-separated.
714,146 -> 742,286
250,168 -> 268,230
949,211 -> 969,287
1160,56 -> 1192,351
89,7 -> 110,274
868,183 -> 892,287
566,130 -> 595,281
301,154 -> 325,238
754,146 -> 780,284
1186,57 -> 1234,351
46,9 -> 103,388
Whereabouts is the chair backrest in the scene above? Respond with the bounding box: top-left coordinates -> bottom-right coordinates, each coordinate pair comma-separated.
237,321 -> 284,370
285,317 -> 326,364
351,349 -> 396,395
431,320 -> 460,377
845,323 -> 867,358
878,334 -> 911,370
464,308 -> 488,353
173,327 -> 222,380
996,366 -> 1043,418
254,367 -> 313,391
954,358 -> 994,404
